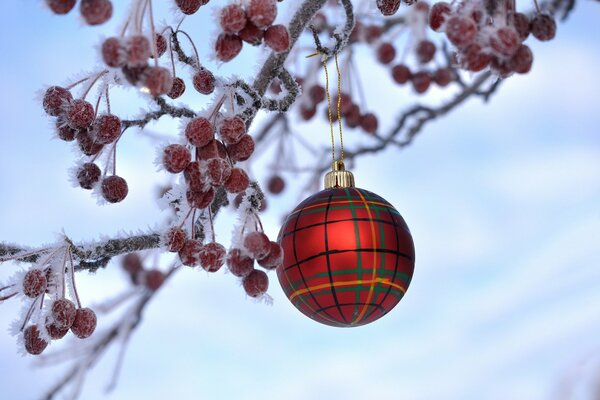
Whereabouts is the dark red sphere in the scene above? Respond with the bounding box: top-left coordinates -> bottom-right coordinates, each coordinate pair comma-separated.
277,187 -> 415,327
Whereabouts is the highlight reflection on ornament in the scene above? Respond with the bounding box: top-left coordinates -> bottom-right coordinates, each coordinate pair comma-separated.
277,162 -> 415,327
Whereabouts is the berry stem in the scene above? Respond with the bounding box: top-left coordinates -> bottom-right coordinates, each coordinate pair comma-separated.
207,208 -> 215,243
147,0 -> 159,67
81,70 -> 109,101
68,247 -> 82,308
20,296 -> 42,331
0,292 -> 17,302
177,207 -> 194,230
175,30 -> 201,68
60,245 -> 69,298
105,86 -> 111,114
66,77 -> 91,90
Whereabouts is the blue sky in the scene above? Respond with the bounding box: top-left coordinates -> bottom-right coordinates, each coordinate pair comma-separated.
0,1 -> 599,399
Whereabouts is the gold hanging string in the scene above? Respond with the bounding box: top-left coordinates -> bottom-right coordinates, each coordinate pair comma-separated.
307,51 -> 344,164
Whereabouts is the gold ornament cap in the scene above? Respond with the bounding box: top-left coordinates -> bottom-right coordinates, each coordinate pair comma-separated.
324,160 -> 355,189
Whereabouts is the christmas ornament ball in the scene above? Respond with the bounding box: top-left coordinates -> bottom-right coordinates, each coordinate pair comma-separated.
277,186 -> 415,327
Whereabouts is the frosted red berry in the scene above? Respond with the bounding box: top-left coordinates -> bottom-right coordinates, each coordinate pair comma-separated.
198,140 -> 227,161
530,14 -> 556,41
77,162 -> 101,189
462,43 -> 491,72
93,114 -> 121,144
308,85 -> 326,104
121,65 -> 148,85
247,0 -> 277,29
184,161 -> 207,192
101,175 -> 128,203
46,321 -> 69,340
215,33 -> 243,62
267,175 -> 285,194
206,158 -> 232,186
163,144 -> 191,173
80,0 -> 113,25
226,249 -> 254,277
377,0 -> 401,16
445,16 -> 477,47
143,270 -> 165,291
489,27 -> 520,56
176,0 -> 203,15
243,232 -> 271,260
416,40 -> 436,64
179,239 -> 203,267
392,64 -> 411,84
22,270 -> 47,298
51,299 -> 77,329
227,134 -> 255,162
186,187 -> 215,209
151,34 -> 167,58
199,242 -> 226,272
360,113 -> 378,134
429,1 -> 451,31
412,71 -> 431,94
77,130 -> 104,156
377,42 -> 396,65
168,77 -> 186,99
66,99 -> 95,129
243,269 -> 269,298
143,66 -> 173,97
257,241 -> 283,270
513,12 -> 530,40
46,0 -> 76,14
264,25 -> 290,53
224,168 -> 249,193
70,308 -> 97,339
345,104 -> 361,128
185,117 -> 214,147
56,117 -> 77,141
509,44 -> 533,74
24,325 -> 48,355
102,37 -> 125,67
220,4 -> 247,33
165,228 -> 187,252
239,22 -> 264,46
122,253 -> 143,276
218,116 -> 246,145
433,68 -> 453,86
193,68 -> 215,95
126,35 -> 151,67
44,86 -> 72,116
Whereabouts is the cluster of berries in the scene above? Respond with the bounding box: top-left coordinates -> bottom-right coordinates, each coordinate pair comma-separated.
43,85 -> 129,203
430,1 -> 557,76
46,0 -> 113,25
215,0 -> 291,62
3,268 -> 97,355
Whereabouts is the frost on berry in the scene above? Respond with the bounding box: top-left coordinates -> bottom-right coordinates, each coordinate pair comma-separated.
489,27 -> 520,56
198,140 -> 227,161
509,44 -> 534,74
513,13 -> 530,40
77,162 -> 101,189
143,66 -> 173,97
51,299 -> 77,329
143,270 -> 165,291
227,134 -> 255,162
264,25 -> 290,53
239,22 -> 264,46
46,0 -> 76,14
199,242 -> 226,272
122,253 -> 143,277
247,0 -> 277,29
416,40 -> 436,64
179,239 -> 203,267
184,161 -> 207,192
377,42 -> 396,65
186,187 -> 215,209
257,241 -> 283,270
218,116 -> 246,145
377,0 -> 401,16
445,16 -> 477,47
206,158 -> 232,186
71,308 -> 97,339
461,43 -> 491,72
226,248 -> 254,277
530,14 -> 556,41
77,130 -> 104,156
243,232 -> 271,260
360,113 -> 378,134
56,117 -> 77,141
22,269 -> 47,298
67,99 -> 95,129
267,175 -> 285,194
80,0 -> 113,25
224,168 -> 249,193
151,34 -> 167,58
24,325 -> 49,355
163,144 -> 192,173
215,33 -> 243,62
102,37 -> 126,68
412,71 -> 431,94
185,117 -> 214,147
176,0 -> 203,15
220,4 -> 247,33
43,86 -> 73,116
243,269 -> 269,298
164,227 -> 187,252
101,175 -> 129,203
392,64 -> 411,84
126,35 -> 151,67
93,114 -> 121,144
46,321 -> 69,340
168,77 -> 186,99
193,68 -> 215,95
